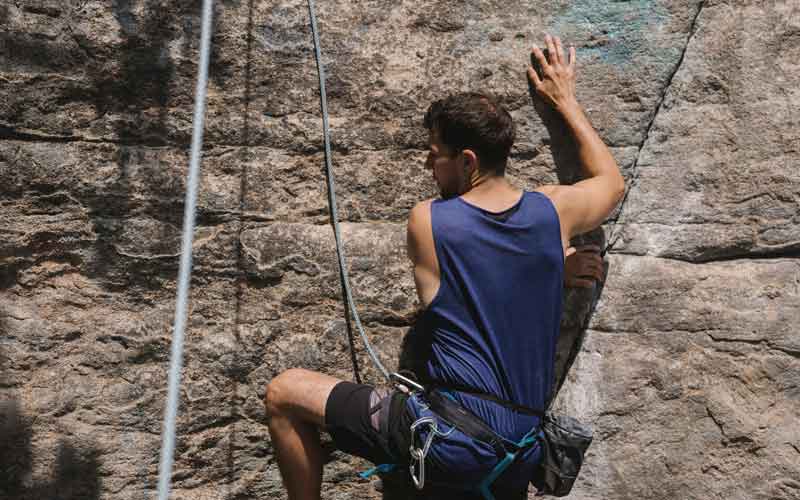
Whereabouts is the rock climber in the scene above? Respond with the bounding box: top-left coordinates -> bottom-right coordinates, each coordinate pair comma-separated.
264,34 -> 623,500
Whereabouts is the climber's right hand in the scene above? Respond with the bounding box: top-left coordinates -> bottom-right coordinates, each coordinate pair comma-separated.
527,34 -> 577,112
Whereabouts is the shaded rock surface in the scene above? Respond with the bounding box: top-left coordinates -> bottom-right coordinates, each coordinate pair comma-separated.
1,1 -> 798,499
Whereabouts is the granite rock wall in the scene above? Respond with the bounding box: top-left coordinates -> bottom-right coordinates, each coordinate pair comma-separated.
1,1 -> 798,499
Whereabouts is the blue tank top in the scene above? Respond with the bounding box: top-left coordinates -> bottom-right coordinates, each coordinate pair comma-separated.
409,190 -> 564,441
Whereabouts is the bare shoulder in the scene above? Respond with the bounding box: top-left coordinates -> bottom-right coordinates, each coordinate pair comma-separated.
536,175 -> 625,239
407,199 -> 435,261
534,184 -> 559,196
408,199 -> 434,229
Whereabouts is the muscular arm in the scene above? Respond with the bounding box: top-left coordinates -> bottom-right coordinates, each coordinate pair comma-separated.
528,35 -> 625,239
554,99 -> 625,236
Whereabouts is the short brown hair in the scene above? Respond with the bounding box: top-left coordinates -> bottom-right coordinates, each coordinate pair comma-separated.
423,92 -> 515,175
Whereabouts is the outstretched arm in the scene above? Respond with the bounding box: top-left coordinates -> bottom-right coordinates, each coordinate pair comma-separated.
528,35 -> 625,239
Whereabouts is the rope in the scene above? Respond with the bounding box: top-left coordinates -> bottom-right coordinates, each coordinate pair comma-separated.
306,0 -> 391,383
155,1 -> 214,498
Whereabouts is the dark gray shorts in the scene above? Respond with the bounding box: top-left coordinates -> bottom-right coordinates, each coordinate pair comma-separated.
324,381 -> 412,466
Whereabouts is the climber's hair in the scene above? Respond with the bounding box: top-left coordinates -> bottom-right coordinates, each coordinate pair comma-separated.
423,92 -> 516,176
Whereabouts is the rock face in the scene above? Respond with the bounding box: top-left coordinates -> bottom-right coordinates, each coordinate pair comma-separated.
1,1 -> 799,500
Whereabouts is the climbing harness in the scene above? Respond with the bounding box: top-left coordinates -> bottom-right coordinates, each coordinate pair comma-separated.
155,1 -> 214,499
407,389 -> 544,499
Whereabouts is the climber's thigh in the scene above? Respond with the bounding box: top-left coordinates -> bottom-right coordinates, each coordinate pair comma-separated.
324,382 -> 410,465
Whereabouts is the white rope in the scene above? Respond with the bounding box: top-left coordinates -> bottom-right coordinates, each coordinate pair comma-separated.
155,1 -> 214,498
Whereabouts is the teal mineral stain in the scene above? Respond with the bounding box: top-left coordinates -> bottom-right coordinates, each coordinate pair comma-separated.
551,0 -> 673,67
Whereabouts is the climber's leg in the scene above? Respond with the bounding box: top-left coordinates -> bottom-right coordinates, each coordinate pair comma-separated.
265,368 -> 341,500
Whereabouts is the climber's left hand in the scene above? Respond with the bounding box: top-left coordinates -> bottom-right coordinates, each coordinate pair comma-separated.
564,244 -> 604,288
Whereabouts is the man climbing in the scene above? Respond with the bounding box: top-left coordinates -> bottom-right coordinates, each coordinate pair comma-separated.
264,34 -> 623,500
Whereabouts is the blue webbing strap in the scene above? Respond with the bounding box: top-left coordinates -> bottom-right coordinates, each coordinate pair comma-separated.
360,463 -> 397,479
477,427 -> 543,500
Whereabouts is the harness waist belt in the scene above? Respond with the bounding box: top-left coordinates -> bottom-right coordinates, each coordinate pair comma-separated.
428,381 -> 545,417
426,389 -> 514,458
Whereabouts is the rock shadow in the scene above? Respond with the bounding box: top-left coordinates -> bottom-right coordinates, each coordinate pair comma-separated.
0,334 -> 102,500
106,0 -> 175,146
552,270 -> 605,398
79,0 -> 183,291
83,1 -> 224,291
0,401 -> 102,500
